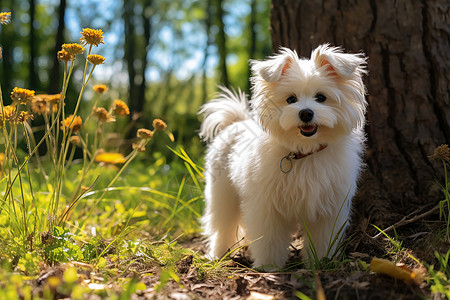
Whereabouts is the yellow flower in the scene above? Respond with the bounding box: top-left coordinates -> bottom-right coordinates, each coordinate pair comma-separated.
62,43 -> 85,55
92,106 -> 114,122
92,107 -> 108,120
429,144 -> 450,163
31,97 -> 48,115
57,49 -> 74,62
95,152 -> 126,164
137,128 -> 153,140
16,111 -> 33,124
0,152 -> 4,173
152,119 -> 167,131
0,12 -> 11,25
69,136 -> 81,145
111,99 -> 130,116
87,54 -> 105,65
93,84 -> 108,94
80,28 -> 105,47
11,87 -> 35,104
62,115 -> 82,133
31,94 -> 61,115
1,105 -> 16,123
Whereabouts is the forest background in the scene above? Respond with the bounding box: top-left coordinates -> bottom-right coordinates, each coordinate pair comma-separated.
0,0 -> 271,156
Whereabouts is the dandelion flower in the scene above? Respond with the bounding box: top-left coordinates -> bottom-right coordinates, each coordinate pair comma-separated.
111,99 -> 130,116
11,87 -> 35,104
16,111 -> 33,124
57,49 -> 74,62
92,106 -> 114,122
45,94 -> 61,113
93,84 -> 108,94
62,115 -> 82,133
137,128 -> 153,140
0,12 -> 11,25
429,144 -> 450,162
87,54 -> 105,65
152,119 -> 167,131
31,97 -> 48,115
2,105 -> 16,123
95,152 -> 126,164
62,43 -> 85,55
80,28 -> 105,47
0,152 -> 4,174
69,136 -> 81,145
31,94 -> 61,115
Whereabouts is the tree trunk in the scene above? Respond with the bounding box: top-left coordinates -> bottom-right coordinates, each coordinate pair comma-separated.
247,0 -> 257,94
201,0 -> 213,104
29,0 -> 39,90
138,1 -> 152,114
48,0 -> 66,94
215,0 -> 229,87
270,0 -> 450,226
123,0 -> 137,116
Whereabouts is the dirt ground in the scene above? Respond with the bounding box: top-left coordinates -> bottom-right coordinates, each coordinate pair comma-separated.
143,214 -> 445,300
28,206 -> 449,299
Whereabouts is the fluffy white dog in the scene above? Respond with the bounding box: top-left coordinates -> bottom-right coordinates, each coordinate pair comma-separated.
199,44 -> 367,269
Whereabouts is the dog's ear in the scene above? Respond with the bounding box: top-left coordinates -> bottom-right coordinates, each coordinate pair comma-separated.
250,47 -> 297,83
312,44 -> 366,79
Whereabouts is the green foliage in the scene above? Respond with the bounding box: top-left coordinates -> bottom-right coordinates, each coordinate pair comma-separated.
372,224 -> 404,255
42,226 -> 83,263
436,158 -> 450,241
428,250 -> 450,298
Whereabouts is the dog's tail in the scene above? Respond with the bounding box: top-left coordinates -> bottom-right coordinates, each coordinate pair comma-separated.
199,86 -> 251,142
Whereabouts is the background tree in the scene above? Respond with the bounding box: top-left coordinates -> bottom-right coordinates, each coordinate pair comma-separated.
270,0 -> 450,226
48,0 -> 66,94
123,0 -> 152,118
215,0 -> 229,88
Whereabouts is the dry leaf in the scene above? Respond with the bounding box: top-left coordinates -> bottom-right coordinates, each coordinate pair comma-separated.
247,291 -> 275,300
369,257 -> 415,282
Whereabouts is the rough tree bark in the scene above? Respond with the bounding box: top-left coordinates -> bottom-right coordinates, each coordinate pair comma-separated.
48,0 -> 66,94
270,0 -> 450,226
215,0 -> 229,88
123,0 -> 152,117
29,0 -> 39,90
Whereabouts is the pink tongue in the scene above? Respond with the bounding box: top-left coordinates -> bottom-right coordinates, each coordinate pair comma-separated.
301,125 -> 316,132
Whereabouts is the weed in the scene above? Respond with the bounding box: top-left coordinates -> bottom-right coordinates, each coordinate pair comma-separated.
428,250 -> 450,298
302,189 -> 351,270
372,224 -> 403,255
430,144 -> 450,241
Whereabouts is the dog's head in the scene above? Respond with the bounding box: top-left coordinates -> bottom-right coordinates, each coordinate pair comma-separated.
250,44 -> 367,152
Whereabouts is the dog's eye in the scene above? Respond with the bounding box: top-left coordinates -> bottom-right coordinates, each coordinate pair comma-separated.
286,96 -> 297,104
315,93 -> 327,103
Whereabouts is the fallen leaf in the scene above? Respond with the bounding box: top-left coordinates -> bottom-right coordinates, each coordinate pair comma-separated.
248,291 -> 275,300
369,257 -> 415,282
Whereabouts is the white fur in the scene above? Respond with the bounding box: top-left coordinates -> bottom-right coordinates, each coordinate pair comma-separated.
199,44 -> 367,269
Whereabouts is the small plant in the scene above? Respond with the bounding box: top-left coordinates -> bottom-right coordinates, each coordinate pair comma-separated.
428,250 -> 450,298
429,144 -> 450,242
372,224 -> 403,255
302,190 -> 351,270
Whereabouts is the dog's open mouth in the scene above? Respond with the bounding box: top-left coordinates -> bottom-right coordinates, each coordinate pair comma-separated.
299,125 -> 318,137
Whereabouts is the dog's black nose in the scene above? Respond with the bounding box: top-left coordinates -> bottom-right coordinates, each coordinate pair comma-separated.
299,109 -> 314,123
